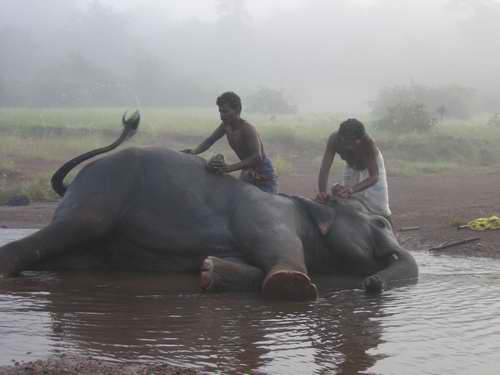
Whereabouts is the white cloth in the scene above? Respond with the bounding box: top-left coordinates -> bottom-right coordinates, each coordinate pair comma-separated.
341,150 -> 391,217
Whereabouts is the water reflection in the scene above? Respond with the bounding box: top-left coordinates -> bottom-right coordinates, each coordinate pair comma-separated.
367,255 -> 500,375
1,229 -> 500,374
0,271 -> 387,374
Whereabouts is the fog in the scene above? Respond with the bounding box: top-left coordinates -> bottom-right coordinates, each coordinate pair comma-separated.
1,0 -> 499,113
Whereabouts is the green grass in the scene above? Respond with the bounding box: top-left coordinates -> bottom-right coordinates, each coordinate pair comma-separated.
1,107 -> 500,202
0,178 -> 59,205
20,177 -> 59,202
374,118 -> 500,175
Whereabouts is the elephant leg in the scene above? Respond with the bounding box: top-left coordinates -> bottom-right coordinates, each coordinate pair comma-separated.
252,236 -> 318,301
0,216 -> 112,278
200,256 -> 264,292
262,269 -> 318,301
362,250 -> 419,293
200,256 -> 318,300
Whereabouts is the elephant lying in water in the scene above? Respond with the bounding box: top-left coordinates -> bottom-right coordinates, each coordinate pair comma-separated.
0,112 -> 418,300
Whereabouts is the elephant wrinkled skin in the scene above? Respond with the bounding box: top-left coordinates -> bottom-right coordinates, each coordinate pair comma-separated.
0,114 -> 418,300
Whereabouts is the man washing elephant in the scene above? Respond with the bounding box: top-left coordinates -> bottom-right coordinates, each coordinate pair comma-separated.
316,118 -> 392,223
0,112 -> 418,301
182,91 -> 278,193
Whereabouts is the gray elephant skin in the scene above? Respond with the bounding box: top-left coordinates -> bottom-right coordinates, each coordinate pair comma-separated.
0,113 -> 418,300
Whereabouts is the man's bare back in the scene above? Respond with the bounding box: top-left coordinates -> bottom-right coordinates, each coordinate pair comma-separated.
224,120 -> 266,163
182,91 -> 278,193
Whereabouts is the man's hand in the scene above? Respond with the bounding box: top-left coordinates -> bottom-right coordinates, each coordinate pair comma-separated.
331,183 -> 343,195
206,154 -> 227,175
331,184 -> 353,199
338,187 -> 353,198
315,191 -> 330,204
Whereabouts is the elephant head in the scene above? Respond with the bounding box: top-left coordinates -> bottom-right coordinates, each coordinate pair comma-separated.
292,196 -> 415,291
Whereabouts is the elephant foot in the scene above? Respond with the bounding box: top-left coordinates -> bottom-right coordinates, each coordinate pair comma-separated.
262,270 -> 318,301
362,274 -> 385,294
0,258 -> 20,279
0,267 -> 20,279
200,258 -> 214,290
200,256 -> 264,292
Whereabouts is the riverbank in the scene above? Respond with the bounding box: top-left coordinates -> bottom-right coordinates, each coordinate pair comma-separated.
0,354 -> 200,374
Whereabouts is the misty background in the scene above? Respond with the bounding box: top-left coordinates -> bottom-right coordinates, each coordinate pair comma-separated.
1,0 -> 499,115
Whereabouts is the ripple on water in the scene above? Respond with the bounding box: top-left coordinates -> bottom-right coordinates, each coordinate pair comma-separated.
1,229 -> 500,374
367,252 -> 500,375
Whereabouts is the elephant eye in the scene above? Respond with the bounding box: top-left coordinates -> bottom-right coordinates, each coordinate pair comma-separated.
374,218 -> 386,228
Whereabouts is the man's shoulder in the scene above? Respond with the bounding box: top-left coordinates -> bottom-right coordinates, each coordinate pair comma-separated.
329,131 -> 339,138
241,119 -> 256,128
364,136 -> 378,153
328,131 -> 339,145
216,122 -> 227,132
240,119 -> 259,133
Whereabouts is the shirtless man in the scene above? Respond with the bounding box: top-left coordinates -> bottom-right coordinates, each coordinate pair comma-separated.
183,91 -> 278,193
316,118 -> 392,220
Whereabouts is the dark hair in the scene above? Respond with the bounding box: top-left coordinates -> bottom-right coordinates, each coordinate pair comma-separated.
338,118 -> 366,140
216,91 -> 242,113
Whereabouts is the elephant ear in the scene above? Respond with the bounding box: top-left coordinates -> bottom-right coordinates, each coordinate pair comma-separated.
291,196 -> 336,236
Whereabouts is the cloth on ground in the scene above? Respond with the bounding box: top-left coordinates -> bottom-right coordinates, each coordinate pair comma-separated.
465,215 -> 500,231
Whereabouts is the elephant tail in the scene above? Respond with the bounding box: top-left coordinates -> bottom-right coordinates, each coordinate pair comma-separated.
51,110 -> 140,197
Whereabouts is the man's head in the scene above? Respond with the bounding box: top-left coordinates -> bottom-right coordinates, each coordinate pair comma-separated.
338,118 -> 366,149
217,91 -> 242,124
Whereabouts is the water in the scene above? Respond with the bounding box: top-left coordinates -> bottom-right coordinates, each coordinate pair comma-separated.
1,228 -> 499,374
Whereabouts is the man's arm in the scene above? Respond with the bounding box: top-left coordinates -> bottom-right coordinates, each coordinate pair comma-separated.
350,157 -> 379,193
184,124 -> 225,155
318,134 -> 337,194
337,142 -> 379,198
224,126 -> 263,173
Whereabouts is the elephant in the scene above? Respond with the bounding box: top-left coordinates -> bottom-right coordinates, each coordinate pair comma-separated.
0,112 -> 418,300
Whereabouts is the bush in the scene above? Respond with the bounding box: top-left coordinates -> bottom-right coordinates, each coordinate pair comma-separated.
21,178 -> 59,202
372,84 -> 478,120
374,101 -> 436,133
246,88 -> 297,115
487,113 -> 500,127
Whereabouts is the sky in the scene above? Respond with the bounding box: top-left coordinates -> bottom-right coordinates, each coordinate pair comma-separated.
90,0 -> 308,21
1,0 -> 500,112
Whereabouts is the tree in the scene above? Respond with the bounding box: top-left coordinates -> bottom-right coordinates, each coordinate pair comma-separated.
372,84 -> 479,121
245,88 -> 297,115
437,105 -> 446,121
487,113 -> 500,127
374,101 -> 435,133
216,0 -> 249,26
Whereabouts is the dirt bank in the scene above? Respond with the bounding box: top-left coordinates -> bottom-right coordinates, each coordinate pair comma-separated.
0,354 -> 200,375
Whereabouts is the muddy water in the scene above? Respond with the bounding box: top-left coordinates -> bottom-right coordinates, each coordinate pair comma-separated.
1,229 -> 499,375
